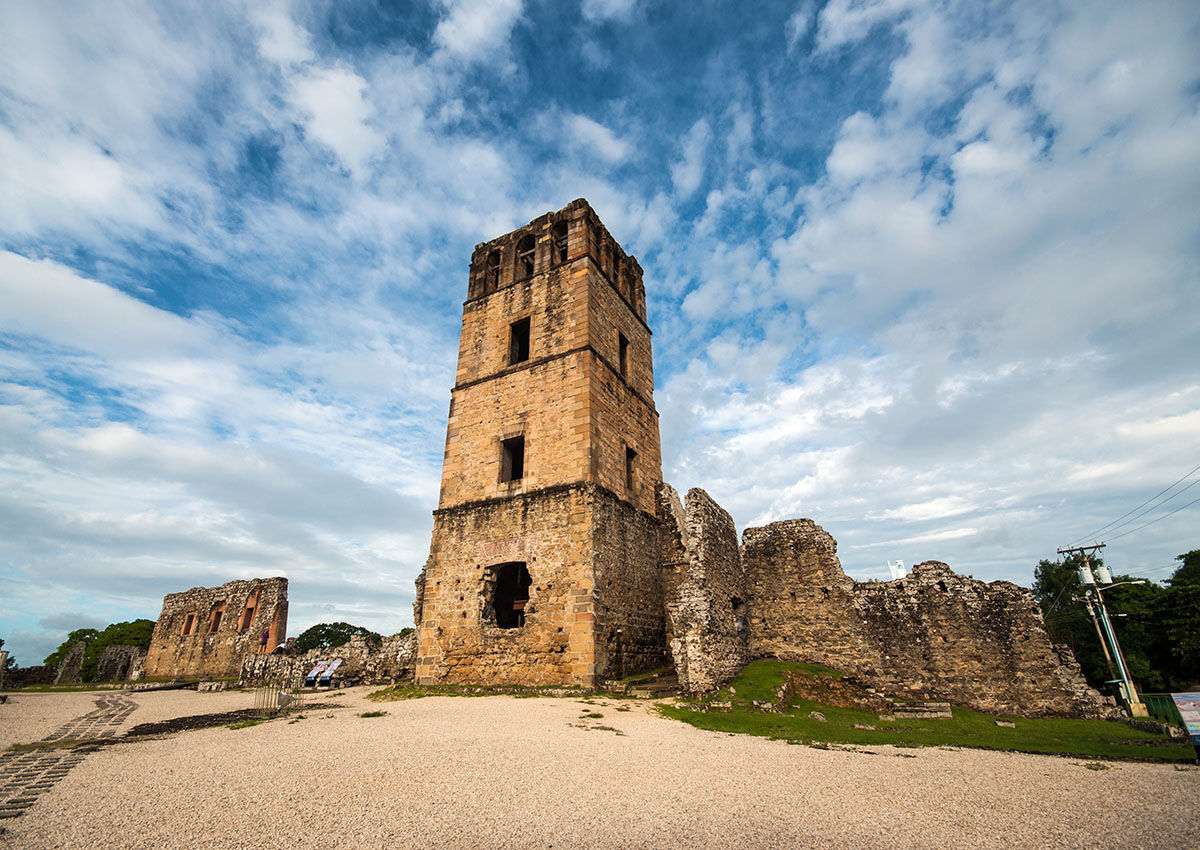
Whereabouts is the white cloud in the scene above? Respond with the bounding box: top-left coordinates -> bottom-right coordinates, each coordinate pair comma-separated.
289,65 -> 385,177
582,0 -> 639,22
670,119 -> 711,197
432,0 -> 523,62
566,114 -> 631,164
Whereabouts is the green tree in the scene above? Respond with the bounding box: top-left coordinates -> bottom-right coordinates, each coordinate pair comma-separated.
293,622 -> 380,654
1157,550 -> 1200,688
1033,554 -> 1167,692
0,637 -> 16,670
42,628 -> 100,668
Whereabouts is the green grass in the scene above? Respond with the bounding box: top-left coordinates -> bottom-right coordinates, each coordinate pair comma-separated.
660,660 -> 1193,763
359,710 -> 388,718
226,718 -> 266,730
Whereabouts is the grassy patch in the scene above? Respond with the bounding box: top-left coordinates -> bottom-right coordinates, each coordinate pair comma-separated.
226,718 -> 266,730
9,683 -> 128,693
660,660 -> 1193,763
359,710 -> 388,718
580,711 -> 604,719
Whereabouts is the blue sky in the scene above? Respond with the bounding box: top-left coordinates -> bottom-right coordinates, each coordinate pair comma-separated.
2,0 -> 1198,665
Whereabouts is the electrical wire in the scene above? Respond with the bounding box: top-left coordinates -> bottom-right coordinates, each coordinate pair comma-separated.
1069,460 -> 1200,545
1104,494 -> 1200,542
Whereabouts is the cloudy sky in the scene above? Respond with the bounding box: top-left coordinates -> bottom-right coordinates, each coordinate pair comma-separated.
2,0 -> 1198,665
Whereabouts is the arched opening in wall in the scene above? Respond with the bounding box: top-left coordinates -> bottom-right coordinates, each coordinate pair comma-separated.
516,235 -> 535,278
731,596 -> 749,641
485,250 -> 501,291
608,245 -> 617,280
182,613 -> 196,636
553,221 -> 569,263
488,562 -> 531,628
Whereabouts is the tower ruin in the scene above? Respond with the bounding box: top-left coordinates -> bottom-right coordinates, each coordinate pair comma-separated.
413,199 -> 665,687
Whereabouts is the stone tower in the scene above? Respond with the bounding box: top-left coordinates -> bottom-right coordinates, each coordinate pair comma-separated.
414,199 -> 665,687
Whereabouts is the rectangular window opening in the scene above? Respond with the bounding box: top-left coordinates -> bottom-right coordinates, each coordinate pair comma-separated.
501,435 -> 525,482
182,613 -> 195,636
509,317 -> 531,365
618,332 -> 629,378
625,445 -> 637,494
490,562 -> 531,629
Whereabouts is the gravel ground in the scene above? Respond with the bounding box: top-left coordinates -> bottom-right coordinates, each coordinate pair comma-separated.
2,687 -> 1196,849
0,692 -> 106,750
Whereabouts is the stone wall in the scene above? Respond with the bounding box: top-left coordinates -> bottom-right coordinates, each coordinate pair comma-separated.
658,485 -> 747,693
742,518 -> 1107,717
94,645 -> 146,683
241,631 -> 416,689
53,641 -> 86,685
143,577 -> 288,681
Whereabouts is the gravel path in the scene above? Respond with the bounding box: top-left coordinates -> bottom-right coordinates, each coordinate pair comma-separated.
2,688 -> 1195,849
0,693 -> 106,751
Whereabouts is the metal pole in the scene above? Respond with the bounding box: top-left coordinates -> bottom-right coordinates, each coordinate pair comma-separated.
1082,594 -> 1117,680
1093,584 -> 1148,717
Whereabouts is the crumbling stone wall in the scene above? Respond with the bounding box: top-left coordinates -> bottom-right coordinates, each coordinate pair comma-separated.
53,641 -> 86,685
143,577 -> 288,681
742,519 -> 1107,716
241,631 -> 416,688
658,485 -> 747,692
94,645 -> 146,683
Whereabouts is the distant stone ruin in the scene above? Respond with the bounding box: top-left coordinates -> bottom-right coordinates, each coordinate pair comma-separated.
53,640 -> 86,685
94,645 -> 146,683
240,630 -> 416,689
143,577 -> 288,680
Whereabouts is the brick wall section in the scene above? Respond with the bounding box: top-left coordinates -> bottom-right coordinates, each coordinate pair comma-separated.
742,519 -> 1108,716
143,577 -> 288,680
658,485 -> 748,692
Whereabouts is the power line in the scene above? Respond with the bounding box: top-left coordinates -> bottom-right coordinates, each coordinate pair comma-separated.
1105,494 -> 1200,542
1070,460 -> 1200,545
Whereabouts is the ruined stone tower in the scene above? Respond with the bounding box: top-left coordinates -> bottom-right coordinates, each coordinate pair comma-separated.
414,199 -> 665,687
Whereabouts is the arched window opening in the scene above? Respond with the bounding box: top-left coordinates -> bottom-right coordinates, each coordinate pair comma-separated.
489,562 -> 531,628
516,235 -> 536,278
553,221 -> 569,263
485,250 -> 501,291
608,245 -> 618,279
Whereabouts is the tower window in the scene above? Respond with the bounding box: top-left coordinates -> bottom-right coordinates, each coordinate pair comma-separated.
618,332 -> 629,377
489,562 -> 531,629
608,245 -> 618,278
500,435 -> 525,482
516,235 -> 536,278
182,613 -> 195,636
485,250 -> 501,291
625,445 -> 637,494
553,221 -> 569,263
509,317 -> 531,365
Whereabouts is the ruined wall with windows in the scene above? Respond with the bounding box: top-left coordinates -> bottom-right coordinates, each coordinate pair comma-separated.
415,199 -> 664,688
143,577 -> 287,680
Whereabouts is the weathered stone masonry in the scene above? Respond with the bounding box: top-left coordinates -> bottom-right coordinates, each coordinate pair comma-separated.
143,577 -> 287,680
415,199 -> 666,688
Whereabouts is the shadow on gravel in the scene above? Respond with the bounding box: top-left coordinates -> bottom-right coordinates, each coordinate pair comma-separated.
125,703 -> 345,737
